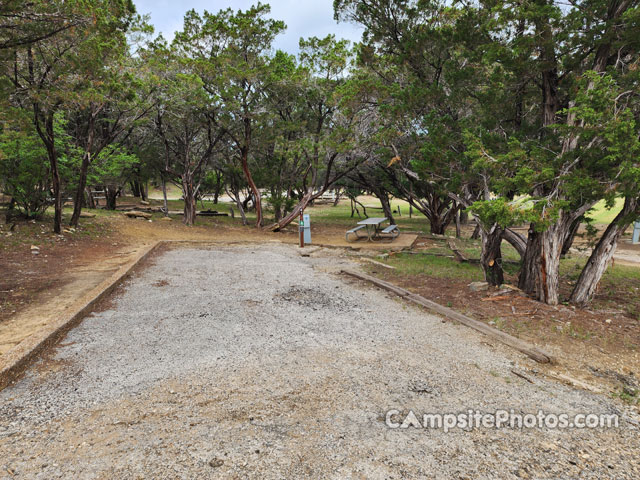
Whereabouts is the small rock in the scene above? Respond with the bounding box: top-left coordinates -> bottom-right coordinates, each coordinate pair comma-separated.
79,212 -> 96,218
209,458 -> 224,468
468,281 -> 489,292
160,216 -> 172,221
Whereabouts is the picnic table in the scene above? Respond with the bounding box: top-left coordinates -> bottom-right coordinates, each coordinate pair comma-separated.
345,217 -> 399,242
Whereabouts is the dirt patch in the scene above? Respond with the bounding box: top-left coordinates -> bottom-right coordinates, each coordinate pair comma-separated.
0,217 -> 120,324
369,244 -> 640,401
274,286 -> 353,313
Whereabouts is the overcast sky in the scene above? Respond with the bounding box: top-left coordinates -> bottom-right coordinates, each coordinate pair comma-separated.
133,0 -> 364,53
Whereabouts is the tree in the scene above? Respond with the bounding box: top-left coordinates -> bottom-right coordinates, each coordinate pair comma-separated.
0,108 -> 50,219
335,0 -> 483,235
178,4 -> 286,227
67,17 -> 153,226
0,0 -> 137,233
270,35 -> 372,231
471,0 -> 640,304
148,41 -> 223,226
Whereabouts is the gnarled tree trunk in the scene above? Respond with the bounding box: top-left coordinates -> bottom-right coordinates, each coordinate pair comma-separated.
481,224 -> 505,286
502,228 -> 526,258
518,220 -> 569,305
569,197 -> 638,305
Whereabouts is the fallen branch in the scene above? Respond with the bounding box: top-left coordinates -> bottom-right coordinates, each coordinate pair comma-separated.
447,240 -> 469,263
511,368 -> 535,383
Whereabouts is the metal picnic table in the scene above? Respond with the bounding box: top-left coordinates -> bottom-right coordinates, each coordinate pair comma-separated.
356,217 -> 388,241
345,217 -> 400,242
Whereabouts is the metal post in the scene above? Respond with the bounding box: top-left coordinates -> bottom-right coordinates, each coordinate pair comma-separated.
633,220 -> 640,245
299,210 -> 304,248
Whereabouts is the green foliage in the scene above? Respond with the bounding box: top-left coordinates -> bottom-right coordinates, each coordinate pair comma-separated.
0,113 -> 50,218
470,198 -> 526,229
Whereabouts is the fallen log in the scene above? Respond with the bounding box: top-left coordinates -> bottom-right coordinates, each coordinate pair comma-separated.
341,269 -> 553,364
124,210 -> 152,219
447,240 -> 469,263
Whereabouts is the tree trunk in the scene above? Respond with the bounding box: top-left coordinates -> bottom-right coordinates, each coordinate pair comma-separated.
85,187 -> 96,209
49,151 -> 62,233
240,148 -> 262,227
235,195 -> 247,226
105,186 -> 118,210
471,223 -> 480,240
271,191 -> 313,231
40,114 -> 62,233
561,217 -> 581,256
455,209 -> 461,238
70,150 -> 91,227
5,197 -> 16,223
213,170 -> 222,204
481,224 -> 504,286
430,217 -> 446,235
569,197 -> 638,305
332,188 -> 343,206
161,177 -> 168,217
518,220 -> 568,305
502,228 -> 527,258
376,192 -> 395,224
130,180 -> 141,197
182,175 -> 197,226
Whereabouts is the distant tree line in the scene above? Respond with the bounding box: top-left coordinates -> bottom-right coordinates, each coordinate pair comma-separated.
1,0 -> 639,306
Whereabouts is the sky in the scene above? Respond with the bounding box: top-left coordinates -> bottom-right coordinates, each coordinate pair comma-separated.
133,0 -> 364,53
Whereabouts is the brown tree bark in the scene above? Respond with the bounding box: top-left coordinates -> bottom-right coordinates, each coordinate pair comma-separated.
161,177 -> 168,217
85,187 -> 96,209
44,115 -> 62,233
375,191 -> 395,225
70,116 -> 95,227
502,228 -> 527,257
481,224 -> 505,286
569,197 -> 638,305
182,174 -> 197,226
105,186 -> 118,210
518,220 -> 570,305
561,217 -> 581,256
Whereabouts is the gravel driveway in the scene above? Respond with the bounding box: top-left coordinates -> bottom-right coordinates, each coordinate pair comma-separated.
0,245 -> 637,479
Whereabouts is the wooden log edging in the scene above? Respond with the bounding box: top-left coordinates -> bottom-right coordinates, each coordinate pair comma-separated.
341,269 -> 554,364
0,241 -> 164,392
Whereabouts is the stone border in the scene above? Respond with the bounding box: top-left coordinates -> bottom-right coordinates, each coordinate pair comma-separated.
0,241 -> 163,392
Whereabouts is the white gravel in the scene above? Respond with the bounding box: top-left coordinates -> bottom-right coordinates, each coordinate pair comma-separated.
0,244 -> 637,479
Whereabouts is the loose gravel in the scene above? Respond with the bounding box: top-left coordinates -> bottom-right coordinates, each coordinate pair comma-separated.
0,244 -> 638,479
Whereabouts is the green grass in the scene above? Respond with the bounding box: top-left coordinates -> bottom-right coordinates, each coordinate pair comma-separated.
384,252 -> 486,282
585,198 -> 625,225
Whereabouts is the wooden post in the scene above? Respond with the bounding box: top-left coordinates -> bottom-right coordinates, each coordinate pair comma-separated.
299,210 -> 304,248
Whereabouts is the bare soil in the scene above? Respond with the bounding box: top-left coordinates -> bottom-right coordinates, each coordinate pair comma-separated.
370,236 -> 640,401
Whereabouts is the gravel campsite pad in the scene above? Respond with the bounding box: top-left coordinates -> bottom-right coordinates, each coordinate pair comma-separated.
0,245 -> 638,479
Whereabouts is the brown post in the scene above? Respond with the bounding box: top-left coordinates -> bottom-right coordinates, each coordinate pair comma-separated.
299,210 -> 305,248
